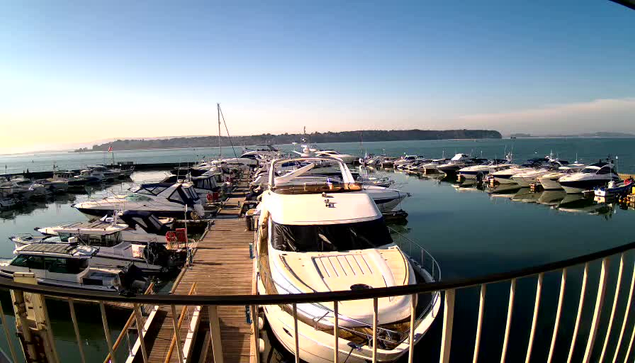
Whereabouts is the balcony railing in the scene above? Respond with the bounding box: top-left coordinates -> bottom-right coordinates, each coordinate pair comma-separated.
1,240 -> 635,363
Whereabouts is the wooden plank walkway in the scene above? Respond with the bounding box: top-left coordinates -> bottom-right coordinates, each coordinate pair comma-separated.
143,183 -> 256,363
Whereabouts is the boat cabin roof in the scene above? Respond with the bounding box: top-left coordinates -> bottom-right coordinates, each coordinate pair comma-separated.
16,244 -> 98,258
264,190 -> 381,225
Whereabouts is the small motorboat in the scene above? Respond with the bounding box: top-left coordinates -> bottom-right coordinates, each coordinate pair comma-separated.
594,178 -> 634,197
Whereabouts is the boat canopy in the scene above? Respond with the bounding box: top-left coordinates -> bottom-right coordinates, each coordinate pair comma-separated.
119,210 -> 171,235
265,192 -> 380,225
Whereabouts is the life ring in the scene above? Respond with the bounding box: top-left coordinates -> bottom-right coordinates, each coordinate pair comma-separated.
206,193 -> 214,203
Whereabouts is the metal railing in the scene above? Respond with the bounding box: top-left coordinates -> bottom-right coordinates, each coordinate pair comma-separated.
1,241 -> 635,363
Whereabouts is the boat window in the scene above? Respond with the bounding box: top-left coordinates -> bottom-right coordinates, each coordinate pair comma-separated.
581,167 -> 598,174
126,194 -> 153,202
45,257 -> 88,274
168,189 -> 185,204
146,215 -> 163,231
597,167 -> 611,175
133,217 -> 148,230
11,255 -> 45,269
271,219 -> 393,252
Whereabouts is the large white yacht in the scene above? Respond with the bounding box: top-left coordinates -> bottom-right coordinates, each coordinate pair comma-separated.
256,157 -> 441,362
72,181 -> 205,219
558,161 -> 620,194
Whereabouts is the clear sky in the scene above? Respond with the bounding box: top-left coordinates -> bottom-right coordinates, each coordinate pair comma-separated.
1,0 -> 634,153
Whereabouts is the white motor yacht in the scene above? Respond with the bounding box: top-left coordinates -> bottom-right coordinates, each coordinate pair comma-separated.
436,153 -> 473,175
538,164 -> 586,190
72,181 -> 205,219
256,156 -> 441,362
558,161 -> 620,194
272,160 -> 410,212
0,244 -> 148,293
9,231 -> 182,275
314,150 -> 358,164
161,174 -> 220,201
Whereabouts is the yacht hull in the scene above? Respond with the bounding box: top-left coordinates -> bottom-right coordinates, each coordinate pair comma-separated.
539,177 -> 563,190
560,180 -> 610,194
259,279 -> 440,363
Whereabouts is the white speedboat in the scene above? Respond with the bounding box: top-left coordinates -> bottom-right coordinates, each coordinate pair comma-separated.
362,185 -> 410,212
161,174 -> 220,201
436,153 -> 473,175
256,156 -> 441,363
35,211 -> 174,245
538,164 -> 586,190
419,159 -> 448,174
393,155 -> 419,169
72,181 -> 205,219
0,244 -> 148,293
459,160 -> 511,181
558,162 -> 620,194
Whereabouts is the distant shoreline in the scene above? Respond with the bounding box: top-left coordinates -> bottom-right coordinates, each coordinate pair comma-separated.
75,129 -> 503,153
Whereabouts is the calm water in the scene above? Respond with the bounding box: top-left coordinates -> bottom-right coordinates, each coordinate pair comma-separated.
2,138 -> 635,174
1,140 -> 635,361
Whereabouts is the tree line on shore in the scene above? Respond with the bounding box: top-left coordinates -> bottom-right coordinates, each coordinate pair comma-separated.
76,129 -> 502,152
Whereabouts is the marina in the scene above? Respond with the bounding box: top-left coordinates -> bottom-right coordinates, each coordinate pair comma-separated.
1,140 -> 635,363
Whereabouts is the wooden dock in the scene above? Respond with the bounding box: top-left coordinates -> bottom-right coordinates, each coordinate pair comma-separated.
140,183 -> 257,363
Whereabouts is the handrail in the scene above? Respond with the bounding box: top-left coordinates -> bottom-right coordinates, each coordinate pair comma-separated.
1,240 -> 634,305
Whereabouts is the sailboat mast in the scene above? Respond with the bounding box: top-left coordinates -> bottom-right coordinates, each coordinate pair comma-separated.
217,103 -> 222,159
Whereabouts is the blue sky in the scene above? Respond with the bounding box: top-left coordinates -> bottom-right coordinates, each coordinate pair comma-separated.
1,0 -> 634,152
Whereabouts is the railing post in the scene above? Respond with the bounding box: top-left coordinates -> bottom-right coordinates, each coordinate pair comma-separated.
582,258 -> 610,363
208,305 -> 224,363
611,261 -> 635,363
68,299 -> 87,363
334,302 -> 339,363
372,297 -> 378,363
293,303 -> 300,363
599,254 -> 624,362
134,303 -> 149,363
500,278 -> 517,363
439,289 -> 455,363
525,273 -> 544,363
0,297 -> 19,363
473,284 -> 486,363
548,268 -> 568,363
170,305 -> 185,363
100,302 -> 117,363
408,293 -> 416,363
567,263 -> 589,363
251,304 -> 260,363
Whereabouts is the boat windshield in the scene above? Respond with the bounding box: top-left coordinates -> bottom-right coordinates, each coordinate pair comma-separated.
126,194 -> 153,202
581,167 -> 599,174
271,219 -> 393,252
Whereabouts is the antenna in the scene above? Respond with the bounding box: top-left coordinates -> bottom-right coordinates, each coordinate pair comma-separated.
217,103 -> 222,160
